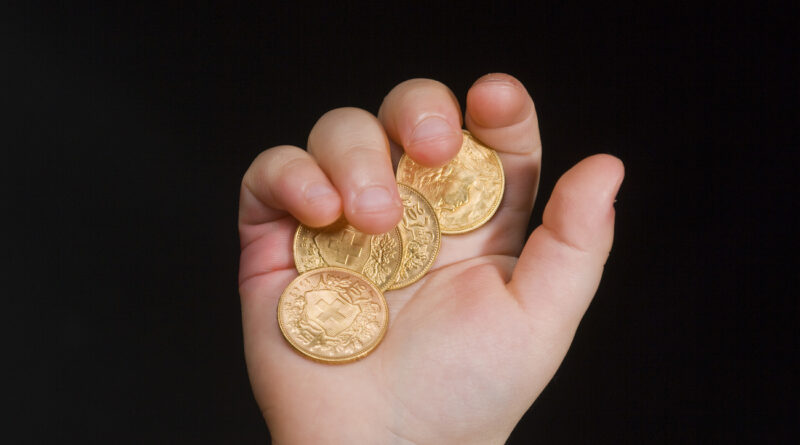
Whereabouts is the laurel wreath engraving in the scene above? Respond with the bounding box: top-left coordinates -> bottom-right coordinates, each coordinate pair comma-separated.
363,233 -> 399,286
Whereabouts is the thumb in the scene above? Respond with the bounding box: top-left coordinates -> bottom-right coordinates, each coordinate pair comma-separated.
509,154 -> 624,344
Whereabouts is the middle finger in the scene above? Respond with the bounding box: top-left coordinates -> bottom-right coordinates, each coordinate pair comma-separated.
307,107 -> 403,234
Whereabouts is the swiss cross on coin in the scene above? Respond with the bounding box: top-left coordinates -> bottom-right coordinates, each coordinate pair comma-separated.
304,290 -> 361,336
314,227 -> 371,269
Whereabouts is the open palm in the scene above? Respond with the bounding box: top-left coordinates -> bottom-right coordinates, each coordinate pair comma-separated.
238,74 -> 624,444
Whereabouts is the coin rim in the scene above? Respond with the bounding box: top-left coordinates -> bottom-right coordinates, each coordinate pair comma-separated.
396,130 -> 505,234
293,221 -> 403,291
386,183 -> 441,290
277,266 -> 389,364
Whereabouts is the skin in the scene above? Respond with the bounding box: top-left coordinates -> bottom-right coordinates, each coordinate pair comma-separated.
238,73 -> 624,444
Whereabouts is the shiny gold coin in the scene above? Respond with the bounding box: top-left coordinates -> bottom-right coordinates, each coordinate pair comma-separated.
396,129 -> 505,234
387,184 -> 441,290
277,267 -> 389,363
294,218 -> 403,290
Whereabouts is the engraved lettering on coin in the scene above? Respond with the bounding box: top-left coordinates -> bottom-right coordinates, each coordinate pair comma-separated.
396,130 -> 505,234
277,267 -> 389,363
387,184 -> 441,290
294,218 -> 403,290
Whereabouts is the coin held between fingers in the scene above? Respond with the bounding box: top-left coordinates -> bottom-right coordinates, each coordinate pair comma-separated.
396,130 -> 505,234
294,218 -> 403,291
387,183 -> 441,290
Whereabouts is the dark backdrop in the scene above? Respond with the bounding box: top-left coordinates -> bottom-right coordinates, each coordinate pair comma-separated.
5,2 -> 796,443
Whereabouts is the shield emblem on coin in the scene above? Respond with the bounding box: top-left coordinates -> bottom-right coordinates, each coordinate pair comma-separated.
304,290 -> 361,337
313,226 -> 371,271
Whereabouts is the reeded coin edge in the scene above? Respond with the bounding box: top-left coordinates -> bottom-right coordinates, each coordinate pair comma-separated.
292,223 -> 308,273
276,267 -> 389,364
386,183 -> 441,290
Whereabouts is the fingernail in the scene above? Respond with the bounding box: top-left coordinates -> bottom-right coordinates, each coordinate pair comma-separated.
474,74 -> 520,88
354,186 -> 398,214
410,116 -> 454,147
304,182 -> 336,204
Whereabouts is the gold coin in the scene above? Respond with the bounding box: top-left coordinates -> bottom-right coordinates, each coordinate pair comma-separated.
396,130 -> 505,234
277,267 -> 388,363
294,218 -> 403,290
387,184 -> 441,290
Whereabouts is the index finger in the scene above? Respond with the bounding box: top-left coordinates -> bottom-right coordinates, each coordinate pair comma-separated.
239,145 -> 342,229
238,145 -> 342,280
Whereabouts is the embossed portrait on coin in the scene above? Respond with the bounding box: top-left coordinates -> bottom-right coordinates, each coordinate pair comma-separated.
417,138 -> 502,219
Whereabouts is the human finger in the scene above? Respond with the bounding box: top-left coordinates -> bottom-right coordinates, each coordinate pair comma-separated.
430,74 -> 542,264
466,73 -> 542,155
238,146 -> 342,285
307,107 -> 402,234
465,73 -> 542,236
509,154 -> 624,345
377,78 -> 463,167
239,145 -> 341,230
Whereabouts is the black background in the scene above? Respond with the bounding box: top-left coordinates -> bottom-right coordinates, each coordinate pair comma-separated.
5,2 -> 796,443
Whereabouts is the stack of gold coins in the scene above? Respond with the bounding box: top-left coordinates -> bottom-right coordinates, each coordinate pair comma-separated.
277,130 -> 505,363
